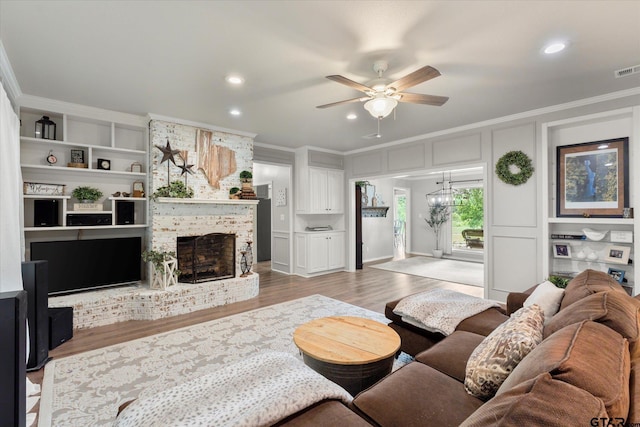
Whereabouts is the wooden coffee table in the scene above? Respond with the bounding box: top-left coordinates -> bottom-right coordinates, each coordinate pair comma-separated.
293,316 -> 401,396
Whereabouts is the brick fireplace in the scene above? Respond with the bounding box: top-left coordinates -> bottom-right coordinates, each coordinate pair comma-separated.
47,118 -> 260,330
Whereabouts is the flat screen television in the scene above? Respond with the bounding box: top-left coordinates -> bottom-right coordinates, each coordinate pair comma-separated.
30,237 -> 141,295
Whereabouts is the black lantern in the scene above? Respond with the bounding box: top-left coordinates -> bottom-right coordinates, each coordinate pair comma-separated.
35,116 -> 56,140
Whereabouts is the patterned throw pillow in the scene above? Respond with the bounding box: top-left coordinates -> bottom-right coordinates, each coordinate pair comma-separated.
464,304 -> 544,400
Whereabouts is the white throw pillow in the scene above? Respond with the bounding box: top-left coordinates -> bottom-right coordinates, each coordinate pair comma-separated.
523,280 -> 565,325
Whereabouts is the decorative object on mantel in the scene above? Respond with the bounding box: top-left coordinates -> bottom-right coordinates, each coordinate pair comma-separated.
195,129 -> 237,188
425,203 -> 450,258
132,181 -> 145,198
239,171 -> 257,199
143,250 -> 180,290
495,150 -> 534,186
151,180 -> 194,200
35,115 -> 56,140
362,206 -> 390,218
229,187 -> 241,199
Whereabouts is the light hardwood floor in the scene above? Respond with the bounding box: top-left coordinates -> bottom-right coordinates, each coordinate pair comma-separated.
27,259 -> 480,420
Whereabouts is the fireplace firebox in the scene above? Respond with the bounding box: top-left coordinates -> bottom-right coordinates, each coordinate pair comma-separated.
177,233 -> 236,283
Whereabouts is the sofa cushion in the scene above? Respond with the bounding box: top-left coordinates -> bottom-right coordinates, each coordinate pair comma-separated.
464,305 -> 544,400
544,291 -> 640,357
456,308 -> 509,336
523,280 -> 564,324
560,269 -> 627,310
497,321 -> 630,420
629,359 -> 640,426
351,362 -> 484,427
415,331 -> 485,382
460,373 -> 608,427
274,400 -> 371,427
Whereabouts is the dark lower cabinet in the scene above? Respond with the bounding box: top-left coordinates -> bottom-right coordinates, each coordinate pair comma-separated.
0,290 -> 27,427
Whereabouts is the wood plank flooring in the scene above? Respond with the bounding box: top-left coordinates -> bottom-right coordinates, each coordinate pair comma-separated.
27,259 -> 481,423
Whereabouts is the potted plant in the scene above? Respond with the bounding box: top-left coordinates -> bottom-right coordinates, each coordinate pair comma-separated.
425,203 -> 450,258
72,186 -> 103,203
239,170 -> 253,189
151,180 -> 194,200
142,249 -> 180,290
229,187 -> 241,199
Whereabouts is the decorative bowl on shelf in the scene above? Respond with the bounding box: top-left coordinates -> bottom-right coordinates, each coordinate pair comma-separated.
587,252 -> 598,261
582,228 -> 607,241
575,250 -> 586,260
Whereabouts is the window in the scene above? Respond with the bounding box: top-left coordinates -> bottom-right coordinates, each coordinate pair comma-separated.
451,187 -> 484,251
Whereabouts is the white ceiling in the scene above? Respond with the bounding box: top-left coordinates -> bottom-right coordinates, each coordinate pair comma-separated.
1,1 -> 639,153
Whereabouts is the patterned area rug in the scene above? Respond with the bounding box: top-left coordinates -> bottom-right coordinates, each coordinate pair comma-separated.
371,257 -> 484,289
39,295 -> 411,427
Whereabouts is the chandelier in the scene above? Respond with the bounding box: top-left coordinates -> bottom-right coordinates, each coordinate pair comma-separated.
426,173 -> 468,207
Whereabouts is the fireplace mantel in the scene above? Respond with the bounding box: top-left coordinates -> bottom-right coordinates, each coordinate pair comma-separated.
156,197 -> 259,205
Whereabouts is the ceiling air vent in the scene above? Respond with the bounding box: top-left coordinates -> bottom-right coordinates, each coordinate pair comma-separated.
614,64 -> 640,78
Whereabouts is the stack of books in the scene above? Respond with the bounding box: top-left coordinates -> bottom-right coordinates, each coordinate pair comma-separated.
550,233 -> 586,240
239,186 -> 257,200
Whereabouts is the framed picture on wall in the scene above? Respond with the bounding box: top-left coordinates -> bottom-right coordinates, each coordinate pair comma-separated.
553,243 -> 571,258
556,137 -> 629,217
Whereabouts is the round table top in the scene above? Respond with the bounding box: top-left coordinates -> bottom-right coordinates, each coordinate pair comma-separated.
293,316 -> 401,365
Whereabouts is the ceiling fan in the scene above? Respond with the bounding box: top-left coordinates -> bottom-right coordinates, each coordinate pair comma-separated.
316,60 -> 449,119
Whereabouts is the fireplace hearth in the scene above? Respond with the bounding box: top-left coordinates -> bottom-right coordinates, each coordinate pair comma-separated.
177,233 -> 236,283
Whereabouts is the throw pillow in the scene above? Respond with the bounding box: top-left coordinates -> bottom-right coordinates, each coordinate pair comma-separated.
524,280 -> 565,325
464,304 -> 544,400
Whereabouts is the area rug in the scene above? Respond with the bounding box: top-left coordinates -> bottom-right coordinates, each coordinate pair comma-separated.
371,256 -> 484,288
39,295 -> 411,427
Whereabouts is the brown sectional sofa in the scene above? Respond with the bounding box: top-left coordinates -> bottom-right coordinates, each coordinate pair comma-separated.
279,269 -> 640,426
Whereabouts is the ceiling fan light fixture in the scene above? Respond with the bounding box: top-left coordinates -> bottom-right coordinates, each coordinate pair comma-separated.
364,97 -> 398,119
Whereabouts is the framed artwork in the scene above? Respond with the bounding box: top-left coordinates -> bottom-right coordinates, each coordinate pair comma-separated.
276,188 -> 287,207
553,243 -> 571,258
130,162 -> 143,173
70,149 -> 85,164
607,267 -> 625,284
556,137 -> 629,217
604,245 -> 631,265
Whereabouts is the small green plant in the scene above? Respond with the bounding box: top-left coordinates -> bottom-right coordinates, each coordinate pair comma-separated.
72,186 -> 103,202
229,187 -> 240,194
142,250 -> 181,276
355,180 -> 370,188
547,275 -> 570,289
239,170 -> 253,180
151,181 -> 194,199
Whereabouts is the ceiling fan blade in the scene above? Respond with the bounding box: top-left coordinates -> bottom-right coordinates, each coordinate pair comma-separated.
386,66 -> 441,92
398,92 -> 449,106
316,97 -> 368,109
326,75 -> 373,93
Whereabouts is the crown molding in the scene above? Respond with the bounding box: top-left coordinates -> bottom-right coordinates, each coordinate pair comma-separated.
253,141 -> 296,152
148,113 -> 257,139
17,94 -> 147,128
344,87 -> 640,155
0,40 -> 22,105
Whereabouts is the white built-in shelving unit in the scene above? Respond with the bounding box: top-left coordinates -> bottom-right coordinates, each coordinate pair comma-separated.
542,107 -> 640,295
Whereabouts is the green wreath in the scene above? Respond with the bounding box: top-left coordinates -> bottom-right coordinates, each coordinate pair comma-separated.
495,150 -> 534,185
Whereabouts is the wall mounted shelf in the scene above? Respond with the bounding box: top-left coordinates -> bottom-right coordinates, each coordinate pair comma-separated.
362,206 -> 389,218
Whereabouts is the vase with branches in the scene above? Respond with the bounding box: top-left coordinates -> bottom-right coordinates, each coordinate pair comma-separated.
425,203 -> 450,258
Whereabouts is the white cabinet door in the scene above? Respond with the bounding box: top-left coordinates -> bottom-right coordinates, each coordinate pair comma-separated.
326,169 -> 344,213
309,167 -> 328,213
307,234 -> 329,272
327,232 -> 345,269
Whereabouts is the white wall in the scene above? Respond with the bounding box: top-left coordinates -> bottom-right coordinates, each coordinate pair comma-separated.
346,94 -> 640,301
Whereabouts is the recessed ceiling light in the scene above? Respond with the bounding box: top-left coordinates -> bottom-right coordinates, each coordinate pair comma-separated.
544,42 -> 566,54
229,109 -> 241,116
346,113 -> 357,120
226,75 -> 244,85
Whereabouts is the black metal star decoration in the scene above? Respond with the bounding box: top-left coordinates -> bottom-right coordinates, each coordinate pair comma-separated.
155,138 -> 180,165
177,162 -> 194,176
